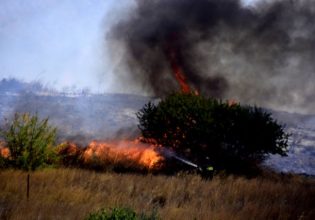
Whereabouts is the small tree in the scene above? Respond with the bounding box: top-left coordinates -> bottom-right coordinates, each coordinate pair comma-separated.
1,113 -> 58,170
0,112 -> 58,198
137,93 -> 289,174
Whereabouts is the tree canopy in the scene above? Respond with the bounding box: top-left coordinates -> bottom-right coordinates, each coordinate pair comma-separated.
137,93 -> 289,173
0,113 -> 58,171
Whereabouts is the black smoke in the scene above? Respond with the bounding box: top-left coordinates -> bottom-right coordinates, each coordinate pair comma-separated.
109,0 -> 315,113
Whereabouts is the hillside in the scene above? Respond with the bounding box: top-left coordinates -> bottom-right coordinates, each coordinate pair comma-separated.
0,80 -> 314,175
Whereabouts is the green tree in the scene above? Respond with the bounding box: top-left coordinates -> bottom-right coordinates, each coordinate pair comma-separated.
1,113 -> 57,170
137,93 -> 289,174
0,112 -> 58,198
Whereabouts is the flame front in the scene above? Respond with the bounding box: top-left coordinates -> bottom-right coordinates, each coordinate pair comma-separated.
82,139 -> 164,169
1,139 -> 164,170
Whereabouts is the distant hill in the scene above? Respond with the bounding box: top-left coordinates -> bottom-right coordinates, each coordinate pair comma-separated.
0,78 -> 46,94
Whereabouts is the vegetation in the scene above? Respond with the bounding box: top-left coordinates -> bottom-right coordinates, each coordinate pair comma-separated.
0,94 -> 308,220
0,113 -> 58,170
0,168 -> 314,220
55,142 -> 154,173
0,81 -> 312,219
86,207 -> 158,220
137,93 -> 289,174
0,155 -> 5,169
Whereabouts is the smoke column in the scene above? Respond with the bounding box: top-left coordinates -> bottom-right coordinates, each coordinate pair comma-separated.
109,0 -> 315,113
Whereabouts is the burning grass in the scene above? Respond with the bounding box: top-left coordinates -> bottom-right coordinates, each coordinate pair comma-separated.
82,140 -> 163,170
0,168 -> 314,220
56,139 -> 164,173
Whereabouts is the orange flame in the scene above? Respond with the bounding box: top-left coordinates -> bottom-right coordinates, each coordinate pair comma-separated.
0,147 -> 10,158
168,48 -> 199,95
168,49 -> 191,94
0,141 -> 10,158
0,139 -> 164,170
82,139 -> 164,169
227,99 -> 238,106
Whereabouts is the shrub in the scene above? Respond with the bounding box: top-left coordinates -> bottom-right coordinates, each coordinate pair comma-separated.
86,207 -> 158,220
137,93 -> 289,174
0,112 -> 58,170
0,155 -> 5,169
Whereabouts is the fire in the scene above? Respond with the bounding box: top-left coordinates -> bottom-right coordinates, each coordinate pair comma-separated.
0,141 -> 10,158
166,44 -> 199,95
167,47 -> 191,93
227,99 -> 238,106
0,147 -> 10,158
168,49 -> 191,93
0,139 -> 164,170
82,139 -> 164,169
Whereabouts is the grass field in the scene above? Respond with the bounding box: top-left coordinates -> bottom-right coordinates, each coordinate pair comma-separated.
0,168 -> 314,220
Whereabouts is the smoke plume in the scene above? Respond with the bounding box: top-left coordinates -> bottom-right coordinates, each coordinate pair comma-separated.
109,0 -> 315,113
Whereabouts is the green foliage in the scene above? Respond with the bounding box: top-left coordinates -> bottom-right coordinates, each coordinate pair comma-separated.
86,207 -> 158,220
0,156 -> 6,169
0,113 -> 58,171
137,93 -> 289,173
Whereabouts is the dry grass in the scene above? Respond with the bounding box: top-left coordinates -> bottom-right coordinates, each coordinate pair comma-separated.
0,168 -> 314,220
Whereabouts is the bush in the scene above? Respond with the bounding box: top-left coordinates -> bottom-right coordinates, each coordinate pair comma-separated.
86,207 -> 158,220
137,93 -> 289,174
0,113 -> 58,170
0,156 -> 6,169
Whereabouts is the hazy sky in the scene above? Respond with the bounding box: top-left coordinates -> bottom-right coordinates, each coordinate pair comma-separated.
0,0 -> 260,93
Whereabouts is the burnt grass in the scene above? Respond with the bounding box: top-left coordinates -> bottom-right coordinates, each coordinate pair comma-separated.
0,168 -> 314,220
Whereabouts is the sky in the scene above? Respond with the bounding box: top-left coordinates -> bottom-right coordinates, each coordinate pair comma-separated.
0,0 -> 260,93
